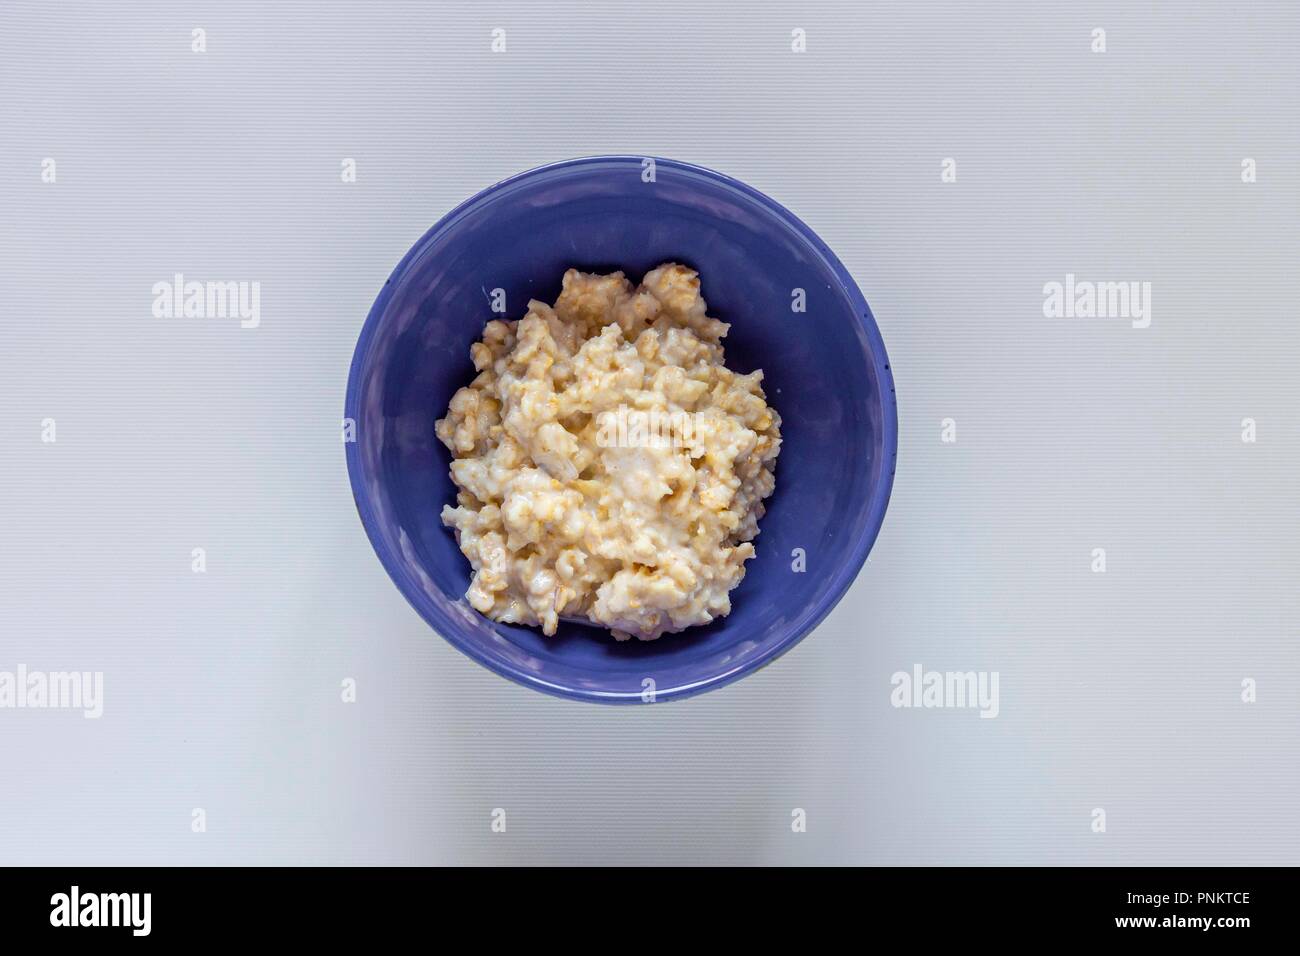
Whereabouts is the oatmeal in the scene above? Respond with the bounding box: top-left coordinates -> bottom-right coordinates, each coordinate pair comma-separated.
435,263 -> 781,640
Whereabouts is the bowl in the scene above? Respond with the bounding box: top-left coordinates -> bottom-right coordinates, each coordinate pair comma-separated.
345,156 -> 896,703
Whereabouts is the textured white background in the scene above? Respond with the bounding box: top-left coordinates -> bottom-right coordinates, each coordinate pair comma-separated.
1,1 -> 1297,865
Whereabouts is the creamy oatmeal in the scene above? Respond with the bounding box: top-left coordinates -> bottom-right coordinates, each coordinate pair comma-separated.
435,263 -> 781,640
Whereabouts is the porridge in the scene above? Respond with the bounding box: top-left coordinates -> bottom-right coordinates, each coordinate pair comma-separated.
435,263 -> 781,640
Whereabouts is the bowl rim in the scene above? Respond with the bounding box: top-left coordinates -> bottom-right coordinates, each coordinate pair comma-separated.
344,154 -> 898,704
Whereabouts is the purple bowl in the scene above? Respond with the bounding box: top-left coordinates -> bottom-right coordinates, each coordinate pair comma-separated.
345,156 -> 896,703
